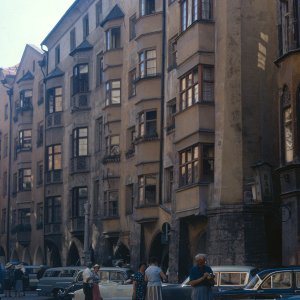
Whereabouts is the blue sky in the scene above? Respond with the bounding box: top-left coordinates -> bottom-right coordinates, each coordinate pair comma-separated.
0,0 -> 75,68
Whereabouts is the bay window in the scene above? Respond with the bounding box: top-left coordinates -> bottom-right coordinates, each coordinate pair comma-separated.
103,190 -> 119,217
73,64 -> 89,95
139,49 -> 157,78
47,87 -> 62,114
138,175 -> 157,206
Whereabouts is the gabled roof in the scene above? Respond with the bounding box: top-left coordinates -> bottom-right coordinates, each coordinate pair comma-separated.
17,71 -> 34,84
100,4 -> 124,27
69,40 -> 93,56
45,67 -> 65,81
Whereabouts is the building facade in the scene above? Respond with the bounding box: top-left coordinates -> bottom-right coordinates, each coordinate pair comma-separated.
0,0 -> 282,279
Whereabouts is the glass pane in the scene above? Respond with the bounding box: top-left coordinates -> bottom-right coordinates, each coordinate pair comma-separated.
181,78 -> 186,91
111,136 -> 120,145
147,50 -> 156,59
79,128 -> 88,137
54,154 -> 61,169
55,87 -> 62,96
146,110 -> 157,120
112,80 -> 121,89
80,64 -> 88,74
220,273 -> 242,286
111,90 -> 121,104
54,145 -> 61,153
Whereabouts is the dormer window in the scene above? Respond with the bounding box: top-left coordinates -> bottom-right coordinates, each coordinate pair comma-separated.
20,90 -> 32,108
105,27 -> 121,50
140,0 -> 155,16
73,64 -> 89,95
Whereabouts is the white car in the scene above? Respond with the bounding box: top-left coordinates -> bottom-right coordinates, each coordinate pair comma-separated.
73,281 -> 133,300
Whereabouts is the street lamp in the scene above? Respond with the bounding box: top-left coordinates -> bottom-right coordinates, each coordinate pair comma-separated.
1,78 -> 13,261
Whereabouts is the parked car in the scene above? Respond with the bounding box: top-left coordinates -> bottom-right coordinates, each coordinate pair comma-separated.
214,266 -> 300,300
162,265 -> 259,300
73,265 -> 257,300
36,266 -> 85,299
58,267 -> 134,300
0,264 -> 5,299
24,265 -> 47,290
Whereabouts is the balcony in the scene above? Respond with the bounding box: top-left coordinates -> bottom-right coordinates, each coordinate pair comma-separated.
134,205 -> 159,223
70,156 -> 90,173
46,170 -> 63,184
69,217 -> 84,234
46,112 -> 63,129
102,154 -> 121,164
44,223 -> 61,235
71,93 -> 90,113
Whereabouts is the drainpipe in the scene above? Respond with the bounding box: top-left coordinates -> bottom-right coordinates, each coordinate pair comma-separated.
1,79 -> 13,261
40,44 -> 48,265
159,0 -> 166,205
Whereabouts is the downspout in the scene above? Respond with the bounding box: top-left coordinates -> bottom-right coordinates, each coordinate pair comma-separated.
40,44 -> 49,264
159,0 -> 166,205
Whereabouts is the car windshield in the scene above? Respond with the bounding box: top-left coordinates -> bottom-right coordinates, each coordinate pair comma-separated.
244,274 -> 262,290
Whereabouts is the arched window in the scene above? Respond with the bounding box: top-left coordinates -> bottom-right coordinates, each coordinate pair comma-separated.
282,85 -> 293,163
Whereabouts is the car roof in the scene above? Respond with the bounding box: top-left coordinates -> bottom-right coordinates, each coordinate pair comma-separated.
99,267 -> 133,272
45,266 -> 85,272
257,266 -> 300,277
211,266 -> 257,272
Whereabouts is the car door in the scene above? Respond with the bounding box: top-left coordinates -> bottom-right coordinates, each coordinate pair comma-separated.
255,271 -> 294,299
294,271 -> 300,296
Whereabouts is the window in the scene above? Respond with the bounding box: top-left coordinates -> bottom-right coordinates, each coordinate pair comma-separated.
18,168 -> 32,191
138,175 -> 157,206
179,144 -> 214,186
47,87 -> 62,114
219,272 -> 247,286
96,54 -> 104,86
55,45 -> 60,65
168,36 -> 177,70
1,209 -> 6,233
105,27 -> 121,50
140,0 -> 155,16
125,184 -> 134,214
93,180 -> 100,216
126,127 -> 136,155
72,128 -> 88,157
96,0 -> 103,26
278,0 -> 289,55
103,190 -> 119,217
181,0 -> 212,31
128,69 -> 136,97
261,272 -> 292,289
37,161 -> 43,186
45,196 -> 61,224
4,104 -> 8,120
105,80 -> 121,105
18,129 -> 32,150
180,65 -> 214,110
167,99 -> 176,131
3,171 -> 7,197
95,117 -> 103,153
83,14 -> 89,39
72,187 -> 87,218
139,49 -> 157,78
282,86 -> 293,163
138,110 -> 157,137
70,28 -> 76,52
105,135 -> 120,156
4,134 -> 8,158
47,144 -> 62,171
165,167 -> 173,203
36,202 -> 43,227
129,14 -> 136,40
18,208 -> 30,225
12,173 -> 17,195
20,90 -> 32,108
37,121 -> 43,147
73,64 -> 89,95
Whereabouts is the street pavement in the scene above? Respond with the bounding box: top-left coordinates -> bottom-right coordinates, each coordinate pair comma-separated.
2,291 -> 52,300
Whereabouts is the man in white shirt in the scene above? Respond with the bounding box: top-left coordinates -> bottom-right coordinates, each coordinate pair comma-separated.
82,262 -> 93,300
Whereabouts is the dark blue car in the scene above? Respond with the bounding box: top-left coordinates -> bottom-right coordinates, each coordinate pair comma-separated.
0,264 -> 5,299
214,266 -> 300,300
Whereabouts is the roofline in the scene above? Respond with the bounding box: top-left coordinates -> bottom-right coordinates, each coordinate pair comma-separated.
41,0 -> 80,46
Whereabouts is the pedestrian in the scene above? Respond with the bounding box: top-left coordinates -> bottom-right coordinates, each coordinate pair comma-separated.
83,262 -> 94,300
4,262 -> 14,297
14,264 -> 24,297
91,264 -> 103,300
132,262 -> 147,300
188,253 -> 215,300
145,257 -> 167,300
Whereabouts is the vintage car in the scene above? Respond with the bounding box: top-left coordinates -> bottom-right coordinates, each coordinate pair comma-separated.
73,265 -> 257,300
59,267 -> 134,300
214,266 -> 300,300
36,266 -> 85,299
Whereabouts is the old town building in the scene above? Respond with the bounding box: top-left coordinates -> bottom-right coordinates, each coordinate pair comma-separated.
0,0 -> 283,279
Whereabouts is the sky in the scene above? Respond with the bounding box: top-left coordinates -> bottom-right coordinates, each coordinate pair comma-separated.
0,0 -> 75,68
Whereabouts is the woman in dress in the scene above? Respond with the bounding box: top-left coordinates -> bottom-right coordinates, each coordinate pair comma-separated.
145,257 -> 167,300
188,253 -> 214,300
132,262 -> 147,300
92,264 -> 103,300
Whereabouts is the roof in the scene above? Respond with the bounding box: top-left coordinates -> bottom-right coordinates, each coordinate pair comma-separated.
100,4 -> 124,27
17,71 -> 34,84
45,67 -> 65,81
69,40 -> 93,56
211,266 -> 257,272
